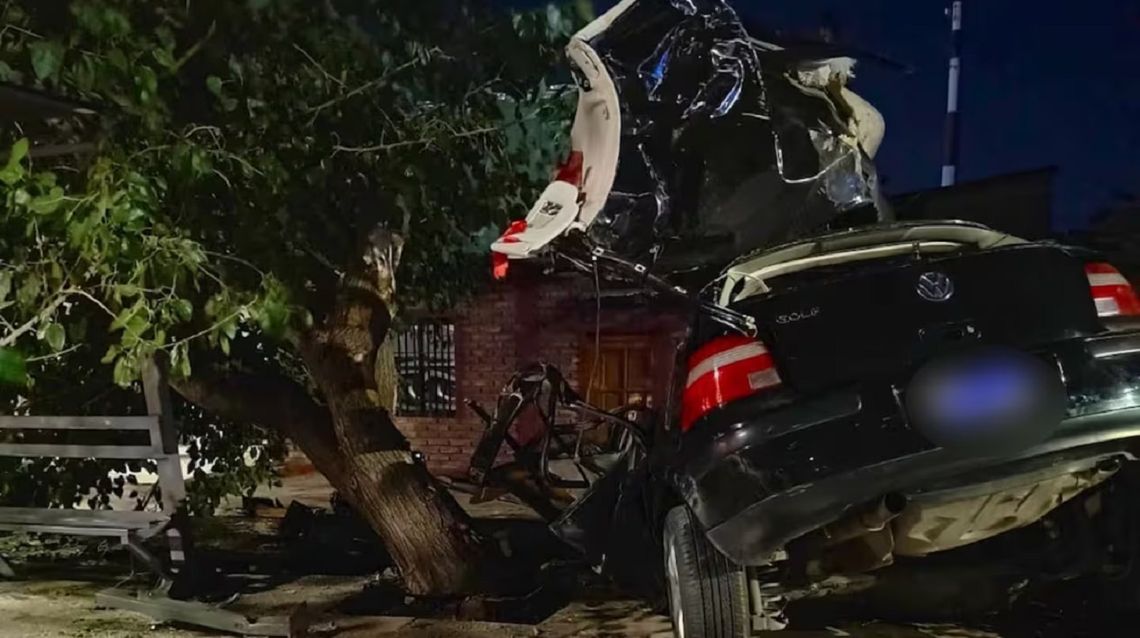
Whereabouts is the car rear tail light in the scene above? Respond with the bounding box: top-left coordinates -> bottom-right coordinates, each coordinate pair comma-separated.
680,335 -> 782,432
1085,262 -> 1140,317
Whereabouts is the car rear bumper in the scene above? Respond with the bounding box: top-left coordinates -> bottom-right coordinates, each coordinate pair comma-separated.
674,328 -> 1140,565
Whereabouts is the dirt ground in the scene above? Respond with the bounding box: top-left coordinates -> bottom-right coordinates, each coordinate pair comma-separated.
0,471 -> 1114,637
0,574 -> 1008,638
0,535 -> 1018,638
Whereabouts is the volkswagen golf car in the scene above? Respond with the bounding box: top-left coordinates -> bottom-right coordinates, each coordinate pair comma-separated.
485,1 -> 1140,635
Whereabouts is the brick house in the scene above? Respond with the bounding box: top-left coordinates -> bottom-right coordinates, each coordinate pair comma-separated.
390,267 -> 684,478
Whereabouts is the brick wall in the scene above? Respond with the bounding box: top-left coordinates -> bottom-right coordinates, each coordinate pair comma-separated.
393,274 -> 685,478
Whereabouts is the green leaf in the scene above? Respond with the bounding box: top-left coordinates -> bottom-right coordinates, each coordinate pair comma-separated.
256,300 -> 289,339
16,273 -> 42,310
222,319 -> 237,340
135,66 -> 158,101
43,323 -> 65,351
0,61 -> 21,82
122,315 -> 149,347
106,47 -> 128,71
34,170 -> 58,189
173,299 -> 193,321
0,348 -> 27,386
112,356 -> 133,386
6,138 -> 28,165
206,75 -> 223,96
29,187 -> 65,215
68,317 -> 88,342
114,284 -> 141,299
101,345 -> 120,364
153,47 -> 175,70
110,306 -> 133,331
176,347 -> 191,378
0,138 -> 29,186
49,261 -> 62,284
29,41 -> 64,80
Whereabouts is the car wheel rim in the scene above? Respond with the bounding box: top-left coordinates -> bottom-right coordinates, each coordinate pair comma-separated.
666,541 -> 684,638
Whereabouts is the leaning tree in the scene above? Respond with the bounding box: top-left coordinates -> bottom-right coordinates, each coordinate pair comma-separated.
0,0 -> 578,594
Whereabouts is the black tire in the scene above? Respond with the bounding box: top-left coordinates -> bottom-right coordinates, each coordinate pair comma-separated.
663,505 -> 752,638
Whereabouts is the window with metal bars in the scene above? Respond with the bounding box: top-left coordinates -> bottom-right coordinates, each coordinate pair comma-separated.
394,320 -> 457,417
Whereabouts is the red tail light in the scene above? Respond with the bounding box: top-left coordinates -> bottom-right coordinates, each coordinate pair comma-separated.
680,335 -> 782,432
1085,262 -> 1140,317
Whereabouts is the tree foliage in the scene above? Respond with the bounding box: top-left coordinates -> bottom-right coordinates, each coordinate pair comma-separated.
0,0 -> 576,510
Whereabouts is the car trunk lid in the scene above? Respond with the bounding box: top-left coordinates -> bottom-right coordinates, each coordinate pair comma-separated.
729,243 -> 1102,393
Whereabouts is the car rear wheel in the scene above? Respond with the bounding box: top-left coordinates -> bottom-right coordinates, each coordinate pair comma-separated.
664,505 -> 761,637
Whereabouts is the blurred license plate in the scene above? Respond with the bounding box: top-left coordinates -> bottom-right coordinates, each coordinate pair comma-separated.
906,347 -> 1064,450
929,359 -> 1037,425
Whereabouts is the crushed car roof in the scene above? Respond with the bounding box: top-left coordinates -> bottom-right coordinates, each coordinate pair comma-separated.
493,0 -> 889,282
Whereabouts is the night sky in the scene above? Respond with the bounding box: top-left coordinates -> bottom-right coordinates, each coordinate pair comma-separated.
501,0 -> 1140,230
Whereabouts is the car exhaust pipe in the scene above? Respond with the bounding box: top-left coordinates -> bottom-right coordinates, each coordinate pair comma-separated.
816,493 -> 909,548
786,494 -> 910,581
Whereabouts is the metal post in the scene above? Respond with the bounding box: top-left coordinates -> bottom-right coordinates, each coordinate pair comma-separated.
941,1 -> 963,187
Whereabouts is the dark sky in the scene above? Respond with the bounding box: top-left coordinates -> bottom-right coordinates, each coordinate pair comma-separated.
501,0 -> 1140,230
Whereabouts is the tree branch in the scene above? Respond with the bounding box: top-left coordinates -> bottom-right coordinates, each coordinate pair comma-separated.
162,306 -> 247,351
169,370 -> 349,489
293,43 -> 345,88
170,21 -> 217,73
331,125 -> 498,154
0,291 -> 71,347
305,58 -> 422,122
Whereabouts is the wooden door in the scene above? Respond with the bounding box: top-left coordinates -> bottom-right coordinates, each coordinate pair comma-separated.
580,335 -> 654,411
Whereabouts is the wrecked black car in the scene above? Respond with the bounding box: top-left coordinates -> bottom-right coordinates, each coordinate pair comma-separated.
475,1 -> 1140,636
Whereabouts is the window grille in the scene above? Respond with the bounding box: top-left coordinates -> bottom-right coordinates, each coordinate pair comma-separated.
394,320 -> 457,417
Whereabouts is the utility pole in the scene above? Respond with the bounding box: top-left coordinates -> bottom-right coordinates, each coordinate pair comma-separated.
941,1 -> 963,187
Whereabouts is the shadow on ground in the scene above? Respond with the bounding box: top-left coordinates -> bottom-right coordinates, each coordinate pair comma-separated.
1,496 -> 1138,637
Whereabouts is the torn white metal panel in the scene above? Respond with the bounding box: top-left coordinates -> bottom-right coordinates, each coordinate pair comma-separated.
566,38 -> 622,229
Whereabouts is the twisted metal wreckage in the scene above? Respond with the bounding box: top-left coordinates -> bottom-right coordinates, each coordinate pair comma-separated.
469,0 -> 888,591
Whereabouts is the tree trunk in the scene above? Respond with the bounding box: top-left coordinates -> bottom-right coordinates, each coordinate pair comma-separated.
175,230 -> 489,596
295,229 -> 487,595
298,327 -> 485,593
374,337 -> 399,415
174,364 -> 487,595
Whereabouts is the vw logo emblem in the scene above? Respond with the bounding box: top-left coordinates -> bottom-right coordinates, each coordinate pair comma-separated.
916,271 -> 954,303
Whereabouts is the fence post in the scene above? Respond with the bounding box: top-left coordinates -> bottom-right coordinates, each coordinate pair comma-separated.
141,355 -> 190,583
142,355 -> 178,456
